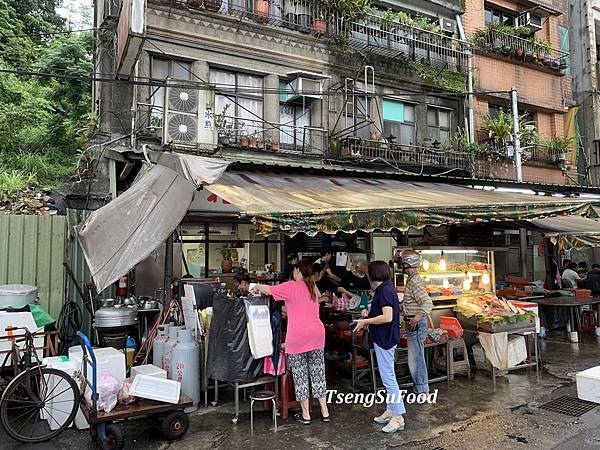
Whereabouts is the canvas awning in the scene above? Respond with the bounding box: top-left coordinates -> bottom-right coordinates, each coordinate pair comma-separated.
78,165 -> 196,292
529,215 -> 600,249
205,172 -> 600,235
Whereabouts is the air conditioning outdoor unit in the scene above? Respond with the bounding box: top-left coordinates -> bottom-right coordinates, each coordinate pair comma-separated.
283,76 -> 322,104
436,18 -> 456,35
516,12 -> 543,32
162,79 -> 217,150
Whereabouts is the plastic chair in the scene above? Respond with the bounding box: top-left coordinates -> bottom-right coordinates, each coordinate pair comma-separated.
250,390 -> 277,434
580,310 -> 598,333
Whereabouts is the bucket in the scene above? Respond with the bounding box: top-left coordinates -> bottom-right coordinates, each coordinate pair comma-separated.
569,331 -> 579,343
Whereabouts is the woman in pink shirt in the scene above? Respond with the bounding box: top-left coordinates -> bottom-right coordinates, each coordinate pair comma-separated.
252,260 -> 330,425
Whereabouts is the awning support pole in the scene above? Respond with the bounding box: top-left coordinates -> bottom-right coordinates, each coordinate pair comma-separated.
511,88 -> 523,183
519,228 -> 528,279
164,233 -> 173,304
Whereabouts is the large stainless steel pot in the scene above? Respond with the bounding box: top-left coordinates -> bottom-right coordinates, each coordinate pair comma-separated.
0,285 -> 38,309
93,299 -> 138,328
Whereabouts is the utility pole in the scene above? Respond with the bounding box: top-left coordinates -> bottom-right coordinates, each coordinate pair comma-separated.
511,88 -> 522,182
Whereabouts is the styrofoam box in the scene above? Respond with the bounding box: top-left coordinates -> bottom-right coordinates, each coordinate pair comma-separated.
0,311 -> 43,362
69,345 -> 126,383
42,356 -> 89,430
508,335 -> 527,368
131,364 -> 167,382
577,366 -> 600,404
131,375 -> 180,404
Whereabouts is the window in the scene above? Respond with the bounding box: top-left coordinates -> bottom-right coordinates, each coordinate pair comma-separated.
484,5 -> 515,26
280,104 -> 311,151
427,107 -> 451,144
489,104 -> 535,124
209,69 -> 264,137
150,56 -> 192,120
343,96 -> 372,140
382,99 -> 415,146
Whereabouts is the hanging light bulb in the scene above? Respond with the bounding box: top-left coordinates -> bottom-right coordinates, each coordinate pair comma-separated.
439,258 -> 447,272
463,278 -> 471,291
442,278 -> 450,289
482,270 -> 491,286
422,259 -> 430,271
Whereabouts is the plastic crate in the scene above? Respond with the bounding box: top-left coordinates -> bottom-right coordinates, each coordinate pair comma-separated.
439,316 -> 464,338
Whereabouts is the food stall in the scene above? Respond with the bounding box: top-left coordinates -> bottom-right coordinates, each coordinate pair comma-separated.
393,246 -> 497,326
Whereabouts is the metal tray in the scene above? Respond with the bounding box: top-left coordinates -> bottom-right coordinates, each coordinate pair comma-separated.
457,313 -> 535,334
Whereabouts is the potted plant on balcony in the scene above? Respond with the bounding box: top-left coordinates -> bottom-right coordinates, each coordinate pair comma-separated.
203,0 -> 222,12
266,137 -> 279,152
256,134 -> 265,149
239,123 -> 249,147
255,0 -> 269,23
248,132 -> 258,148
313,9 -> 327,35
215,104 -> 232,146
217,247 -> 233,273
150,115 -> 163,140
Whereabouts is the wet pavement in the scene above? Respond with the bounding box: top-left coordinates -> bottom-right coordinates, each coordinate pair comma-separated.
3,335 -> 600,450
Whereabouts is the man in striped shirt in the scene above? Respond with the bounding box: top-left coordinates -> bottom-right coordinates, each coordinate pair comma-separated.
399,249 -> 432,396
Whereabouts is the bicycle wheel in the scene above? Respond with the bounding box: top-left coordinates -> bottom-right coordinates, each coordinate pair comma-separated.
1,366 -> 80,443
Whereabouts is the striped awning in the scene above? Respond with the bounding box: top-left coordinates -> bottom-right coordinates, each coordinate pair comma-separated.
205,171 -> 600,235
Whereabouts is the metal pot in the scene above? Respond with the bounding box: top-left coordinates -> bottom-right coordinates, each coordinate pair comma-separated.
0,285 -> 38,309
142,299 -> 158,310
94,299 -> 138,328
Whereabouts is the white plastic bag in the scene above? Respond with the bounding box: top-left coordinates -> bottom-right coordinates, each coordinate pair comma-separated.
117,377 -> 137,405
85,372 -> 122,413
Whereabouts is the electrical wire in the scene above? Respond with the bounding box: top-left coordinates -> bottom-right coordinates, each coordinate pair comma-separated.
0,27 -> 97,40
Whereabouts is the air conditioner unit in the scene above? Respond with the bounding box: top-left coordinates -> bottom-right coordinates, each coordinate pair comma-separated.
283,76 -> 322,104
436,18 -> 456,35
162,79 -> 217,150
516,12 -> 543,32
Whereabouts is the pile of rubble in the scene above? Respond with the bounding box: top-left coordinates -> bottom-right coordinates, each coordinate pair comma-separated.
0,191 -> 58,215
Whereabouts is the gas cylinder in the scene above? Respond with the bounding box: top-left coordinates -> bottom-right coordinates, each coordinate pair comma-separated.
116,276 -> 128,297
171,329 -> 200,412
163,325 -> 185,378
152,324 -> 171,369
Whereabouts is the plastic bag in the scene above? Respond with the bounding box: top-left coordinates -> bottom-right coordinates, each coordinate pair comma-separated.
117,377 -> 137,405
84,372 -> 122,413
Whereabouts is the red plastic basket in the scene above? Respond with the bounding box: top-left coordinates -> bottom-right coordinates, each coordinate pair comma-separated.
439,316 -> 463,338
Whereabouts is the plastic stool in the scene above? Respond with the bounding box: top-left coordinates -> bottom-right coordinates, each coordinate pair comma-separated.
279,370 -> 299,420
580,310 -> 598,333
435,337 -> 470,380
250,390 -> 277,434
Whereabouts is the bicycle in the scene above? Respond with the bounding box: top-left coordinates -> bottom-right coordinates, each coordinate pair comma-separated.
0,326 -> 80,443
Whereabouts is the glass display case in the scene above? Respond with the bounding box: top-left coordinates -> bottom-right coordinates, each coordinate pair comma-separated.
393,247 -> 496,303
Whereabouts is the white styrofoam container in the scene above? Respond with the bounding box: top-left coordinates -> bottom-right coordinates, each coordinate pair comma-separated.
69,346 -> 126,384
41,357 -> 89,430
577,366 -> 600,404
512,301 -> 540,333
508,335 -> 527,368
131,364 -> 167,381
0,311 -> 43,361
130,375 -> 180,404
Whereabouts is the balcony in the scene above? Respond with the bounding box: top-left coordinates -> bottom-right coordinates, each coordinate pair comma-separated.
330,13 -> 469,72
217,117 -> 328,155
339,139 -> 472,175
472,27 -> 568,73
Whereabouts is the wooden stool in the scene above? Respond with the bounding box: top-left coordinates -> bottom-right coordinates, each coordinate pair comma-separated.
250,390 -> 277,434
435,337 -> 470,380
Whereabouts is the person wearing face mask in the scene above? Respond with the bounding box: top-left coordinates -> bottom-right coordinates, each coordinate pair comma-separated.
399,249 -> 432,398
354,261 -> 404,433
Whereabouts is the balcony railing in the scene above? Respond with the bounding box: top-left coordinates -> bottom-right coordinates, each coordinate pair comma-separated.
218,117 -> 327,154
330,13 -> 469,72
340,139 -> 473,174
473,28 -> 569,72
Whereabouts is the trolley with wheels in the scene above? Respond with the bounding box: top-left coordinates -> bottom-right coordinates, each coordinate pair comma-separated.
77,331 -> 192,450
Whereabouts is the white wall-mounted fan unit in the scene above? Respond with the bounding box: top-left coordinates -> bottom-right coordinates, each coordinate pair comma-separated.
162,78 -> 217,150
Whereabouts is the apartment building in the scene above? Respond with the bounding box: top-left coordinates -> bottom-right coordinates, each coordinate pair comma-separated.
91,0 -> 582,198
569,0 -> 600,185
463,0 -> 577,185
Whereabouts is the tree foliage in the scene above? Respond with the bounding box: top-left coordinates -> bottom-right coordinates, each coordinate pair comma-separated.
0,0 -> 92,193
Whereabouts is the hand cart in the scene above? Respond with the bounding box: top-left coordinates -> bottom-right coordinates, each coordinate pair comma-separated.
77,331 -> 193,450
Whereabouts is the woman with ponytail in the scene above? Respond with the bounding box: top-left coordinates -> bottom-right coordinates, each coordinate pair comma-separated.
252,260 -> 330,425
